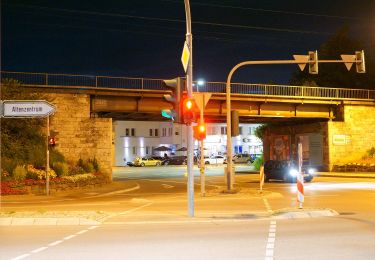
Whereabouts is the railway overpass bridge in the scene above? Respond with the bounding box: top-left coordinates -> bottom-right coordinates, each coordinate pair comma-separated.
2,71 -> 375,175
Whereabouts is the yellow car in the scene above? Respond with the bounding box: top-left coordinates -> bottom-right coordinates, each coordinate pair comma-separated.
134,157 -> 162,167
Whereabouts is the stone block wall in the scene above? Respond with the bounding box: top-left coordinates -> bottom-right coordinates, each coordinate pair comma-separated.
48,93 -> 113,178
327,105 -> 375,170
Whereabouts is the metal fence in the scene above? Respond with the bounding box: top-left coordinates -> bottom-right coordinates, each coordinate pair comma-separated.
1,71 -> 374,100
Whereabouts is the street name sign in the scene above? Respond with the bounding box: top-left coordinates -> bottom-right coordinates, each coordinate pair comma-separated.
1,100 -> 56,118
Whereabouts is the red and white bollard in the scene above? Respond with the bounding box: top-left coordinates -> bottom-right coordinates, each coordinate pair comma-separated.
297,143 -> 304,209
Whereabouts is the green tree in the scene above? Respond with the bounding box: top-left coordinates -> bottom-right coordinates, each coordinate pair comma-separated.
290,26 -> 375,89
1,79 -> 48,172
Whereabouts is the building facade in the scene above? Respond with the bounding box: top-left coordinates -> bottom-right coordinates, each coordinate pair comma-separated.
113,121 -> 263,166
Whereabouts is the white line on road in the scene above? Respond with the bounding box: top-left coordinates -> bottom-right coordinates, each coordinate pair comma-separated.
119,202 -> 153,216
11,254 -> 30,260
265,220 -> 277,260
76,229 -> 88,235
63,234 -> 76,240
48,240 -> 63,246
11,225 -> 101,259
31,247 -> 48,253
88,225 -> 99,230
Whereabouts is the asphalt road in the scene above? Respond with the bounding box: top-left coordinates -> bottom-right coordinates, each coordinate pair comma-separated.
1,166 -> 375,259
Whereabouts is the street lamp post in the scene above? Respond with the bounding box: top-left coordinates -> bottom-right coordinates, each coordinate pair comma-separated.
183,0 -> 194,217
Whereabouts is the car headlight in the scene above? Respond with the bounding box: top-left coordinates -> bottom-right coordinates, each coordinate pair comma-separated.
289,169 -> 298,176
308,168 -> 316,175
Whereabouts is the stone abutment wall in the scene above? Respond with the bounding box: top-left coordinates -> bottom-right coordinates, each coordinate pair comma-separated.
48,93 -> 112,178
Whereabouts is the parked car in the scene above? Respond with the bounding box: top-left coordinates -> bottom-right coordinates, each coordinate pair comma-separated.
134,157 -> 162,167
232,153 -> 253,164
204,155 -> 226,165
264,160 -> 316,183
126,161 -> 135,167
162,156 -> 187,165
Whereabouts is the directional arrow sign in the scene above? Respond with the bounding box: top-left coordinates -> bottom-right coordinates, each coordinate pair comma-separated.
161,109 -> 175,121
2,100 -> 56,118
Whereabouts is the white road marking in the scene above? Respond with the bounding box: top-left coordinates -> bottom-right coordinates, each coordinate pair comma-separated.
88,225 -> 99,230
63,234 -> 76,240
12,254 -> 30,260
265,220 -> 277,260
76,230 -> 88,235
48,240 -> 63,246
31,247 -> 48,253
11,226 -> 100,259
119,202 -> 153,216
162,184 -> 174,189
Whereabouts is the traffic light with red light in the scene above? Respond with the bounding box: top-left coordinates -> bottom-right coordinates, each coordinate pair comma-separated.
182,97 -> 196,124
194,123 -> 206,141
48,136 -> 56,147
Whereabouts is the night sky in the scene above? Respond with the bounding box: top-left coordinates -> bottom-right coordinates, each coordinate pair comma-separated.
2,0 -> 375,84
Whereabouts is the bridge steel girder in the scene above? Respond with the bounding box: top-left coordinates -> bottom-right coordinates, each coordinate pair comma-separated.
91,94 -> 338,123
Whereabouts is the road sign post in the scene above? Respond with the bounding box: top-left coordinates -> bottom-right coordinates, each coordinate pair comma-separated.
194,93 -> 211,197
1,100 -> 56,196
297,142 -> 304,209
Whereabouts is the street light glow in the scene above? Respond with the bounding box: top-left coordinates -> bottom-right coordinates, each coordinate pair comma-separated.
197,79 -> 205,86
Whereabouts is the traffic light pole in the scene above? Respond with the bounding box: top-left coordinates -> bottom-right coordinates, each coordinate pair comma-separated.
199,113 -> 205,197
225,56 -> 363,191
46,116 -> 50,196
184,0 -> 194,217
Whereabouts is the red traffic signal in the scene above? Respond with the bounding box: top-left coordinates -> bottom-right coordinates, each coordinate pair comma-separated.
182,98 -> 196,124
194,123 -> 206,141
48,136 -> 56,147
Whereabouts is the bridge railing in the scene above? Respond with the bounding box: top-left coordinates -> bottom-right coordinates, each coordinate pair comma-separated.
1,71 -> 374,100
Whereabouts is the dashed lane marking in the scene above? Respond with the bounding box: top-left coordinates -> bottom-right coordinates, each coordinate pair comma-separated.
265,220 -> 277,260
11,226 -> 97,260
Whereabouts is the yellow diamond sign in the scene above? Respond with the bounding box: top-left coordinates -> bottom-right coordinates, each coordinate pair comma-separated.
181,41 -> 190,73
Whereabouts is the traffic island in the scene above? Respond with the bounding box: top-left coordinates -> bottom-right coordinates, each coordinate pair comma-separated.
271,207 -> 339,219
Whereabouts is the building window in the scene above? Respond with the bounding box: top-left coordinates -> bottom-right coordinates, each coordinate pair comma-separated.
221,127 -> 227,135
162,128 -> 166,137
132,146 -> 137,155
155,129 -> 159,137
125,128 -> 129,136
131,128 -> 135,136
249,127 -> 256,135
239,127 -> 243,135
149,129 -> 153,136
146,146 -> 150,155
168,128 -> 172,136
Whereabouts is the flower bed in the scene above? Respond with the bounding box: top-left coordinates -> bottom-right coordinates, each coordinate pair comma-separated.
0,173 -> 109,195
